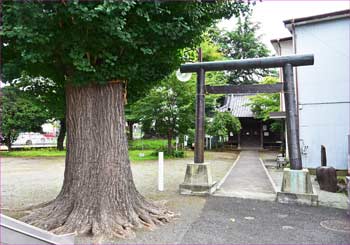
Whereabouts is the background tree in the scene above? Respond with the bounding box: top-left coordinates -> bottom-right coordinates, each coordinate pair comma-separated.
129,36 -> 226,153
207,111 -> 241,140
125,104 -> 138,141
248,76 -> 282,132
2,1 -> 249,238
1,86 -> 49,150
131,73 -> 195,154
211,12 -> 271,84
11,76 -> 66,150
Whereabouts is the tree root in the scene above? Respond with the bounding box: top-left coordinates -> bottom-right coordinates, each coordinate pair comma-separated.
20,195 -> 178,240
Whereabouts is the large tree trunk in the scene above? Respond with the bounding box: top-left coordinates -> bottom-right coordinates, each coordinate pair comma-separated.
56,116 -> 66,151
22,82 -> 174,238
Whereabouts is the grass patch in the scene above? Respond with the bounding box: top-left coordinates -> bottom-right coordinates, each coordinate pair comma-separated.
129,150 -> 158,161
0,148 -> 186,161
0,148 -> 66,157
128,139 -> 171,150
1,139 -> 176,158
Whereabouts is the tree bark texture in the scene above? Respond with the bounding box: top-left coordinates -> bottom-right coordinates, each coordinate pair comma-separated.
22,82 -> 174,239
57,117 -> 66,151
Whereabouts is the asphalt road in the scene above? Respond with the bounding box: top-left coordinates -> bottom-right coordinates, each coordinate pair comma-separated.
180,196 -> 350,244
94,196 -> 350,244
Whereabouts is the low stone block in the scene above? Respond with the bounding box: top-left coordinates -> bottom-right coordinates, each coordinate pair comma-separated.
281,168 -> 313,194
316,166 -> 337,192
179,162 -> 217,195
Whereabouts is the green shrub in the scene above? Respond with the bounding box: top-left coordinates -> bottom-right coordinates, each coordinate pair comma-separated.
150,149 -> 185,158
172,150 -> 184,158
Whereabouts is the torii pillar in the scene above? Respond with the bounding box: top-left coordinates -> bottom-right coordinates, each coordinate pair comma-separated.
180,48 -> 217,195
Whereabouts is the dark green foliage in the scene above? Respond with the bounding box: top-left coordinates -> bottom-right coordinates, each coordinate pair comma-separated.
210,12 -> 271,84
1,86 -> 50,150
172,150 -> 185,158
150,149 -> 184,158
207,111 -> 241,138
2,1 -> 249,102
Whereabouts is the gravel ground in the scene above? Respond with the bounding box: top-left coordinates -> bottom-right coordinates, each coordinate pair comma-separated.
0,151 -> 237,244
1,157 -> 65,210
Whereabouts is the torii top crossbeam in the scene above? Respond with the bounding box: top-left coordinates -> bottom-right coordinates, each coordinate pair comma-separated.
180,54 -> 314,72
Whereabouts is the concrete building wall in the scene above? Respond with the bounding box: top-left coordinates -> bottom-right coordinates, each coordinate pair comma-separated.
295,17 -> 350,169
271,39 -> 293,56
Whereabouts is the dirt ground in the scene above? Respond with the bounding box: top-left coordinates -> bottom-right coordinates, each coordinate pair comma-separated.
0,150 -> 238,244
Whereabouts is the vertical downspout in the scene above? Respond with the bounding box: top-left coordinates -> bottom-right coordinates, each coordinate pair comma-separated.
276,39 -> 283,111
292,21 -> 300,118
277,39 -> 288,157
292,20 -> 303,166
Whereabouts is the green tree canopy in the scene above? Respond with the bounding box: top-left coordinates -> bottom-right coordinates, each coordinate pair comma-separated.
2,1 -> 249,101
207,111 -> 241,138
210,12 -> 271,84
131,73 -> 195,153
1,86 -> 50,150
10,75 -> 65,120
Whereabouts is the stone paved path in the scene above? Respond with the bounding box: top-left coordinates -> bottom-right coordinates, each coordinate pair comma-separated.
214,150 -> 276,200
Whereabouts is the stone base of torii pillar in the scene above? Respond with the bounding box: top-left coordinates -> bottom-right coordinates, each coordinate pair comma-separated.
277,168 -> 318,206
179,162 -> 217,195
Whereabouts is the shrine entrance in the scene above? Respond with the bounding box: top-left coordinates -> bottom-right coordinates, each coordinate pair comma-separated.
179,52 -> 315,196
239,118 -> 261,148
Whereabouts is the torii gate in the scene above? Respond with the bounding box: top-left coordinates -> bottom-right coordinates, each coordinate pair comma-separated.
179,54 -> 315,200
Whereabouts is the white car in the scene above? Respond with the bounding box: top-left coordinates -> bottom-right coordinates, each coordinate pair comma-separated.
12,132 -> 57,147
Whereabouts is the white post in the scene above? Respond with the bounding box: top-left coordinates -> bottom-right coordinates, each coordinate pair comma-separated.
158,152 -> 164,191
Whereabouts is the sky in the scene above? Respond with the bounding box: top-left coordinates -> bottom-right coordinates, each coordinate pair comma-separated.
218,0 -> 350,52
